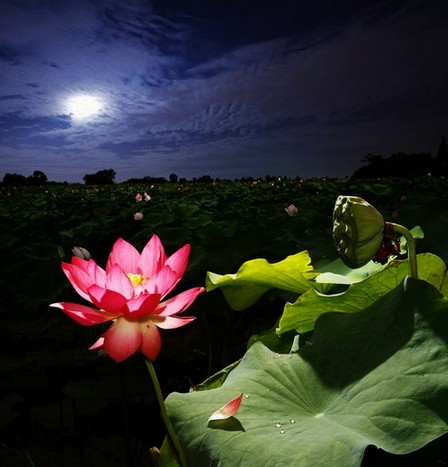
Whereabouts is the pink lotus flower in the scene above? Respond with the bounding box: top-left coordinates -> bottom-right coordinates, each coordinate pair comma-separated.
284,203 -> 298,217
51,235 -> 205,362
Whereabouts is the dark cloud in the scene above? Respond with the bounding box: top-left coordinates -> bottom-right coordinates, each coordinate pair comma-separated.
0,94 -> 25,101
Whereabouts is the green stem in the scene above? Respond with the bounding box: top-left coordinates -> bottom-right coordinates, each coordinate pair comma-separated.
145,358 -> 187,467
389,222 -> 418,279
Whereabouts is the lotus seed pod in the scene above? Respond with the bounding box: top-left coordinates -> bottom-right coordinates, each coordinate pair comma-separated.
332,195 -> 385,268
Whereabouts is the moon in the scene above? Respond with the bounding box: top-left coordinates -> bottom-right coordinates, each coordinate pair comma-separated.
65,94 -> 104,121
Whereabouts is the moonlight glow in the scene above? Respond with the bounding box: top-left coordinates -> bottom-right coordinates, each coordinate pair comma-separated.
65,94 -> 104,121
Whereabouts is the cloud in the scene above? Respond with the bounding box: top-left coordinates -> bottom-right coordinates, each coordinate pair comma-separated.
1,0 -> 447,182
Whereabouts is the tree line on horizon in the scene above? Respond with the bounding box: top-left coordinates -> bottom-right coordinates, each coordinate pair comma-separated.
2,137 -> 447,187
352,136 -> 448,179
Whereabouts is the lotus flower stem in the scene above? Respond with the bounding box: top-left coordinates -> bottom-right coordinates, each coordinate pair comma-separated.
388,222 -> 418,279
145,358 -> 187,467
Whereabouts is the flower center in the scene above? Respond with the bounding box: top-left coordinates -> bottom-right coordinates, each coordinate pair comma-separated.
127,273 -> 147,287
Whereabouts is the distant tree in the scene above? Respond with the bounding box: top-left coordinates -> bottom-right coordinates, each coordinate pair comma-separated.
28,170 -> 48,185
196,175 -> 213,183
1,173 -> 27,186
83,169 -> 116,185
433,136 -> 448,176
352,152 -> 432,178
436,137 -> 448,161
239,176 -> 256,182
122,175 -> 168,184
169,173 -> 178,183
387,152 -> 432,177
352,154 -> 385,178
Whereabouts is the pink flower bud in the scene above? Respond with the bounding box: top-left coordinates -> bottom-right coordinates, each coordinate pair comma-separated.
284,204 -> 298,216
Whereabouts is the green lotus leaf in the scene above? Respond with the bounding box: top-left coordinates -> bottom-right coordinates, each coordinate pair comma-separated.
278,253 -> 446,335
315,257 -> 388,285
205,251 -> 319,310
194,360 -> 242,391
441,273 -> 448,297
165,278 -> 448,467
399,225 -> 425,254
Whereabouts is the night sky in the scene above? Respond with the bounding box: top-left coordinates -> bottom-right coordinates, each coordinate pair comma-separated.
1,0 -> 447,183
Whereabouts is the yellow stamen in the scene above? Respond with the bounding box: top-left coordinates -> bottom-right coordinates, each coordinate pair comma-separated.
127,273 -> 147,287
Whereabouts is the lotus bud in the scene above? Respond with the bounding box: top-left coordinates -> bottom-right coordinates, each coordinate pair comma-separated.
134,212 -> 144,221
332,195 -> 385,268
72,246 -> 91,260
284,203 -> 298,217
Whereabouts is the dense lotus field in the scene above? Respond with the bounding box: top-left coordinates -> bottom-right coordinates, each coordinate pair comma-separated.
1,176 -> 448,467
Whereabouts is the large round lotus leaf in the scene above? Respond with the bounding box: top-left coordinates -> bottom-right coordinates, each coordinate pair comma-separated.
165,277 -> 448,467
278,253 -> 447,334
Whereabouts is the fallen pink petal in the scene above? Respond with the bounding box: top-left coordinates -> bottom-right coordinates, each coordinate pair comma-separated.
208,393 -> 244,422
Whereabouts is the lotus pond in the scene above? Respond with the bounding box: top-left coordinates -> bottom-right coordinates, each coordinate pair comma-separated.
1,176 -> 448,466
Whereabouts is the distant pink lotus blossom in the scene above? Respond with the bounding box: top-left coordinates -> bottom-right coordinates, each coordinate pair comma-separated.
143,192 -> 151,201
134,212 -> 144,221
284,203 -> 298,216
51,235 -> 205,362
135,193 -> 143,202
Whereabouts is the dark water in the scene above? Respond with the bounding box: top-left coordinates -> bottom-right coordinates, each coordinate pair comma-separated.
0,296 -> 221,467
